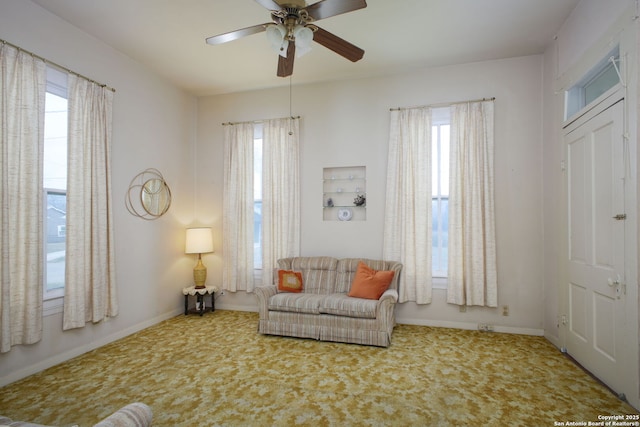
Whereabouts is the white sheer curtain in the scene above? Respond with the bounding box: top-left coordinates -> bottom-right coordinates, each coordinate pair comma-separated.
261,118 -> 300,287
383,108 -> 432,304
0,44 -> 46,352
447,100 -> 497,307
222,122 -> 255,292
63,75 -> 117,330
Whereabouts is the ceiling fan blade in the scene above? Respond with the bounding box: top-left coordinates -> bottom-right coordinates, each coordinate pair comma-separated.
205,23 -> 271,45
306,0 -> 367,21
313,26 -> 364,62
254,0 -> 283,11
277,43 -> 296,77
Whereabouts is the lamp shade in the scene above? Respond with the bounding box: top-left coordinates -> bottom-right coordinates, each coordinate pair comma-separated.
185,227 -> 214,254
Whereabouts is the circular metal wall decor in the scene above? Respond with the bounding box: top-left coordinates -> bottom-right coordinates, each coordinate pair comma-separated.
126,168 -> 172,220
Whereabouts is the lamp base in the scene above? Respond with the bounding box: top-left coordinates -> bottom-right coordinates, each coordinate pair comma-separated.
193,257 -> 207,289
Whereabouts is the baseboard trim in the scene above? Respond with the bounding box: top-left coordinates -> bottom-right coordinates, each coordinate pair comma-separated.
0,308 -> 182,387
215,303 -> 258,313
396,316 -> 544,336
216,304 -> 544,336
544,333 -> 562,350
214,302 -> 546,337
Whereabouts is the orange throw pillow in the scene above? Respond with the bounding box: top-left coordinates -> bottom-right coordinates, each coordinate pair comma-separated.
278,270 -> 304,293
348,261 -> 395,300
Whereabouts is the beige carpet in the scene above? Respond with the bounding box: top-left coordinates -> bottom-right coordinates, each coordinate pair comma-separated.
0,310 -> 637,426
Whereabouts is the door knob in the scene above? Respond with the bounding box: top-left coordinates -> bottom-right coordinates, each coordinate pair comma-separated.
607,274 -> 624,299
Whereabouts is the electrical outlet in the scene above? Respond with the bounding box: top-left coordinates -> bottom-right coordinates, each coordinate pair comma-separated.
478,324 -> 494,332
502,305 -> 509,316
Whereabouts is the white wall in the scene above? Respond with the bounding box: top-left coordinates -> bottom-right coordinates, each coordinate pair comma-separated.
0,0 -> 197,385
197,54 -> 546,333
555,0 -> 631,75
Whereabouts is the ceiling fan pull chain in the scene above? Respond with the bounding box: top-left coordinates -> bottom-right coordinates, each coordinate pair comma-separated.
288,75 -> 294,135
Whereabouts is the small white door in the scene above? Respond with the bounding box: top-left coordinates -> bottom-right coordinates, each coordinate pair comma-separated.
564,100 -> 631,398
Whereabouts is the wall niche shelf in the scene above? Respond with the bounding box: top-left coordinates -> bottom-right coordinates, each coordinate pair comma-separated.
323,166 -> 366,221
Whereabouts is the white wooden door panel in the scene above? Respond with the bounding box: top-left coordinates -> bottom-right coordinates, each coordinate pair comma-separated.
569,282 -> 587,342
593,291 -> 616,362
568,135 -> 588,264
565,100 -> 627,397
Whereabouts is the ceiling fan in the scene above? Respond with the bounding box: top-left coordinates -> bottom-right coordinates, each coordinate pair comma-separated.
205,0 -> 367,77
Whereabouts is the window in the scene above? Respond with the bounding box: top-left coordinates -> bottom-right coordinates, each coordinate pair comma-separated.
431,108 -> 450,277
223,118 -> 299,291
565,45 -> 621,120
253,124 -> 263,269
43,67 -> 68,301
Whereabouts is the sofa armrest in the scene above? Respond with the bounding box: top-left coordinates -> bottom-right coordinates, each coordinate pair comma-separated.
255,285 -> 278,318
379,288 -> 398,305
376,288 -> 398,324
93,402 -> 152,427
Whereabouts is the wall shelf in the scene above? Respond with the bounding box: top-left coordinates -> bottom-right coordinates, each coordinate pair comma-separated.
323,166 -> 366,221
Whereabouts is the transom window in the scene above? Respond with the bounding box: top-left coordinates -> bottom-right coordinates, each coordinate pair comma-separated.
565,45 -> 621,121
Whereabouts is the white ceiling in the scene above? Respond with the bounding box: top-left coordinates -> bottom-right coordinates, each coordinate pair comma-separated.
31,0 -> 580,97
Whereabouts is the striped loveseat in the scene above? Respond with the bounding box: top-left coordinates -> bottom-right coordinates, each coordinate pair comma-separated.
255,257 -> 402,347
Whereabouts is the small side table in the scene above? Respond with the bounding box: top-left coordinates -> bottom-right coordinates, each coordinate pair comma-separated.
182,285 -> 216,316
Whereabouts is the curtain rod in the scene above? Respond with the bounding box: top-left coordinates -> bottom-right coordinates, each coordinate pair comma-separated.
1,38 -> 116,93
390,97 -> 495,111
222,115 -> 300,126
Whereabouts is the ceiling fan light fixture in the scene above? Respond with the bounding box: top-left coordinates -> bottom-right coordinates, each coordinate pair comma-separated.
266,24 -> 288,56
293,25 -> 313,57
206,0 -> 367,77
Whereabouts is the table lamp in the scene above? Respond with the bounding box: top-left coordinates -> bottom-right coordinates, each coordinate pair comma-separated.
185,227 -> 214,288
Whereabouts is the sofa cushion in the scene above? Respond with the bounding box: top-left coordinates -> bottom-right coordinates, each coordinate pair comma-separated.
277,270 -> 303,293
268,293 -> 325,314
347,261 -> 395,300
319,293 -> 378,319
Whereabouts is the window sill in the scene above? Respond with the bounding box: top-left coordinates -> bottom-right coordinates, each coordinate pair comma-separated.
43,296 -> 63,317
433,276 -> 448,290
